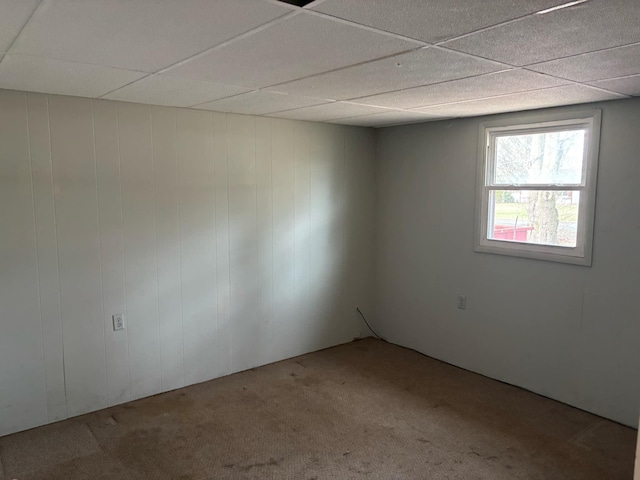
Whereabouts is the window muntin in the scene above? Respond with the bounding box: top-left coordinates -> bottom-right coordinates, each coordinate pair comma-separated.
475,110 -> 601,266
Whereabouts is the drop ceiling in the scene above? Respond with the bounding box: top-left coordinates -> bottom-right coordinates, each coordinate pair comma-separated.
0,0 -> 638,127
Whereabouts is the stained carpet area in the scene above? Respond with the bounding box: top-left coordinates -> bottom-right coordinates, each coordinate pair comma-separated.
0,338 -> 636,479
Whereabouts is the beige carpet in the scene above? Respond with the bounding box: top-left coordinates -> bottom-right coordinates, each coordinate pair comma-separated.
0,338 -> 636,479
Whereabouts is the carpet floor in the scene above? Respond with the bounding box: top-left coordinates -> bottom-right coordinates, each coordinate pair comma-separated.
0,338 -> 636,479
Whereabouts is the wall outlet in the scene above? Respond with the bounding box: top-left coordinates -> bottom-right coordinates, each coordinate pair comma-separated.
112,313 -> 125,331
457,295 -> 467,310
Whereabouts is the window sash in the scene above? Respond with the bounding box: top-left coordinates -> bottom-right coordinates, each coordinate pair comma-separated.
485,121 -> 592,188
483,188 -> 586,252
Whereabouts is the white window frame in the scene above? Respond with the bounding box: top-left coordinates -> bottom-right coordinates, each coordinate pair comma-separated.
474,109 -> 601,266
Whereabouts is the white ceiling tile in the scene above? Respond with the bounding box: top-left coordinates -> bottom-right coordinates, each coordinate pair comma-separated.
528,44 -> 640,82
443,0 -> 640,66
0,55 -> 145,98
267,102 -> 392,122
0,0 -> 41,51
356,69 -> 569,109
588,75 -> 640,96
10,0 -> 291,72
414,85 -> 625,117
194,91 -> 328,115
0,0 -> 634,117
163,12 -> 418,89
333,110 -> 446,127
267,47 -> 505,101
103,75 -> 249,107
312,0 -> 566,43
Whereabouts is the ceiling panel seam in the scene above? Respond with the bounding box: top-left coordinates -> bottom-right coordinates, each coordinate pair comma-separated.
331,113 -> 445,128
302,9 -> 429,46
264,101 -> 401,117
262,46 -> 427,91
98,74 -> 153,99
588,72 -> 640,82
99,10 -> 300,99
155,11 -> 300,76
435,8 -> 560,46
520,67 -> 633,97
405,83 -> 628,111
344,69 -> 519,103
433,46 -> 522,71
424,44 -> 640,96
186,90 -> 269,109
430,45 -> 514,70
523,40 -> 640,68
4,52 -> 148,73
0,0 -> 43,68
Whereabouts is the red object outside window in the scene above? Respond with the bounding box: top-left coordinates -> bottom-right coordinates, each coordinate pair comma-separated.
492,225 -> 534,241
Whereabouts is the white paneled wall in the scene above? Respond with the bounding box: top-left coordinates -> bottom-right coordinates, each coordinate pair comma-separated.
0,90 -> 48,435
375,98 -> 640,427
0,89 -> 376,437
49,95 -> 108,418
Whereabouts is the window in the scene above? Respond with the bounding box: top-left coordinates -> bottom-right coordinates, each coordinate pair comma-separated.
475,109 -> 601,265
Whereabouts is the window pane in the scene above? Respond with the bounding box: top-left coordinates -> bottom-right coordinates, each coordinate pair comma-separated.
489,190 -> 580,247
494,129 -> 585,185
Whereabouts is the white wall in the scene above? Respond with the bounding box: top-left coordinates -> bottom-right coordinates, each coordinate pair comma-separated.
0,89 -> 376,436
374,98 -> 640,427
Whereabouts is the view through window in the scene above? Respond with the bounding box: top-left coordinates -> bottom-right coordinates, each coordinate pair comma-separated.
490,129 -> 585,248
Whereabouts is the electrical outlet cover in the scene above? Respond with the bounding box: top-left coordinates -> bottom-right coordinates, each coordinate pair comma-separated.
458,296 -> 467,309
112,313 -> 125,331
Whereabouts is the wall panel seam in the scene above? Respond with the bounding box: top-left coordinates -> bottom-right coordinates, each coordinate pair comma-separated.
115,102 -> 132,402
210,113 -> 219,377
225,113 -> 231,371
209,112 -> 219,378
25,91 -> 49,422
91,99 -> 110,406
270,119 -> 274,359
150,108 -> 163,392
175,107 -> 186,385
46,94 -> 68,418
254,117 -> 260,361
